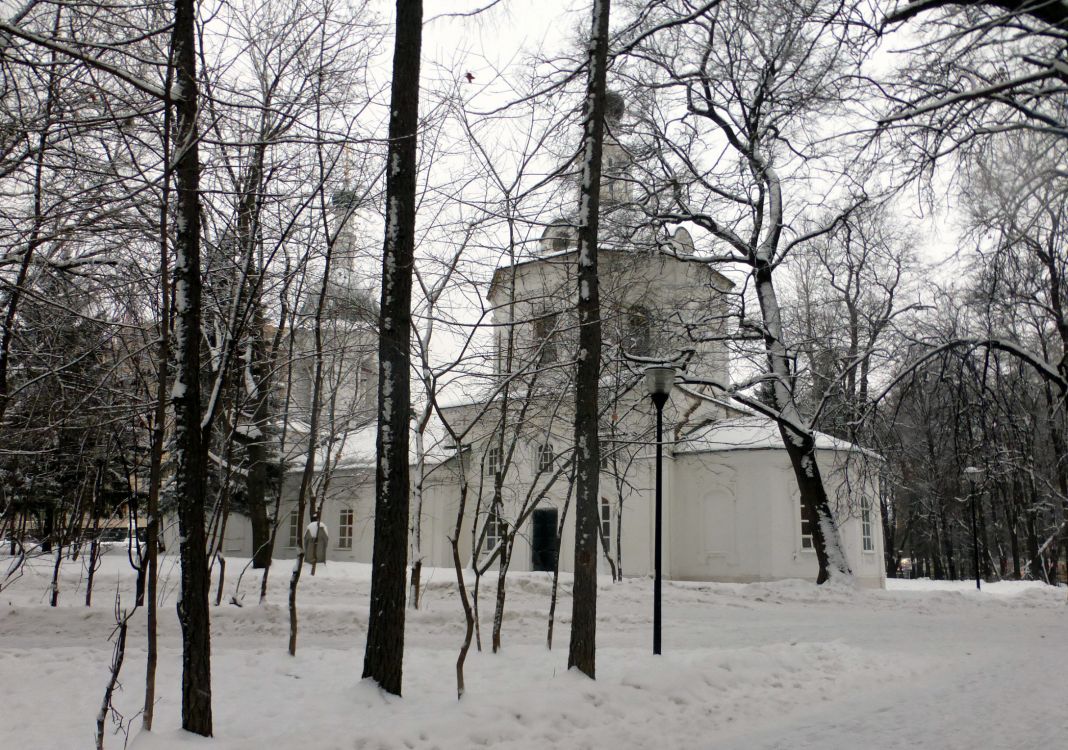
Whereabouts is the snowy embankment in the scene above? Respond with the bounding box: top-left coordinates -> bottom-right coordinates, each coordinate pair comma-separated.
1,554 -> 1064,749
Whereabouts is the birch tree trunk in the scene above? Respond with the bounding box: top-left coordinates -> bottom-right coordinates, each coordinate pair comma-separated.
568,0 -> 611,681
362,0 -> 422,697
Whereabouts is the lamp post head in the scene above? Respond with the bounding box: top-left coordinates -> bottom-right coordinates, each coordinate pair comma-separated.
644,365 -> 676,401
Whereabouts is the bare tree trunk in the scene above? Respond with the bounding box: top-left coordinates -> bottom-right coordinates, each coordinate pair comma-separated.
614,491 -> 623,581
259,321 -> 297,605
473,566 -> 483,652
214,554 -> 226,606
410,428 -> 426,609
362,0 -> 423,697
142,47 -> 173,727
491,537 -> 512,653
547,482 -> 573,651
288,220 -> 333,656
753,262 -> 852,584
431,418 -> 475,699
210,434 -> 236,607
598,522 -> 618,582
450,483 -> 474,700
171,0 -> 212,734
95,600 -> 129,750
241,137 -> 273,571
86,540 -> 100,606
568,0 -> 611,681
86,471 -> 103,607
49,543 -> 62,607
246,408 -> 273,569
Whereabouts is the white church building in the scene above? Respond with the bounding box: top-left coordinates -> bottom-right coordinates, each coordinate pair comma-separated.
219,229 -> 886,589
218,95 -> 886,588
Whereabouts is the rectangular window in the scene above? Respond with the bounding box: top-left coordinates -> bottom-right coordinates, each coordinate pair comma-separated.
484,509 -> 506,553
537,443 -> 554,473
600,498 -> 611,541
862,503 -> 873,552
338,508 -> 353,550
533,311 -> 558,364
287,509 -> 299,549
625,306 -> 652,356
799,496 -> 813,550
485,446 -> 501,478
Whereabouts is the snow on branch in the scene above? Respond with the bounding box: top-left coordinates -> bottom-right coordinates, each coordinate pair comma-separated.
676,377 -> 812,440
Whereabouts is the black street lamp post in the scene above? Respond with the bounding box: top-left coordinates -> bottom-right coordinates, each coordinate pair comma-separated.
963,466 -> 984,591
645,365 -> 675,655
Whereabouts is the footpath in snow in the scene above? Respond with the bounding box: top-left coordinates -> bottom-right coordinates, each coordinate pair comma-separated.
1,554 -> 1064,749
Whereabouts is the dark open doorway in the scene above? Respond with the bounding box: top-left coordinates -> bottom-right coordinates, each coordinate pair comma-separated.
531,508 -> 558,572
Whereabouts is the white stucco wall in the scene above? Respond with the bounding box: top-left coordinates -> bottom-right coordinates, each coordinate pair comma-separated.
213,441 -> 885,590
670,448 -> 885,587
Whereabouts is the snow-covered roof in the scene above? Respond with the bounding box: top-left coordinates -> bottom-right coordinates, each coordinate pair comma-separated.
283,416 -> 457,472
675,415 -> 877,457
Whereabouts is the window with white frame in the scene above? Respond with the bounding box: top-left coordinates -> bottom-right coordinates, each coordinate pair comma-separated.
338,508 -> 353,549
485,446 -> 501,478
600,497 -> 612,542
861,500 -> 873,552
799,496 -> 813,550
287,509 -> 299,548
537,442 -> 554,472
484,508 -> 507,553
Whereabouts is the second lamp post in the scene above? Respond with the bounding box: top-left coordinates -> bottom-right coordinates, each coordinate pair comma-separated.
645,364 -> 675,655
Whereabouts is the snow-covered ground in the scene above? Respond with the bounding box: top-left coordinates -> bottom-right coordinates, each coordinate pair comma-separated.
1,553 -> 1065,749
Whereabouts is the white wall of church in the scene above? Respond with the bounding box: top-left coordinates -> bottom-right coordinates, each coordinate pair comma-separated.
212,446 -> 884,590
669,448 -> 885,587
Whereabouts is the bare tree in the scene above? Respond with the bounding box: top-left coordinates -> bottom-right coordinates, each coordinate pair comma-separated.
169,0 -> 213,734
568,0 -> 612,680
621,0 -> 869,582
363,0 -> 423,697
